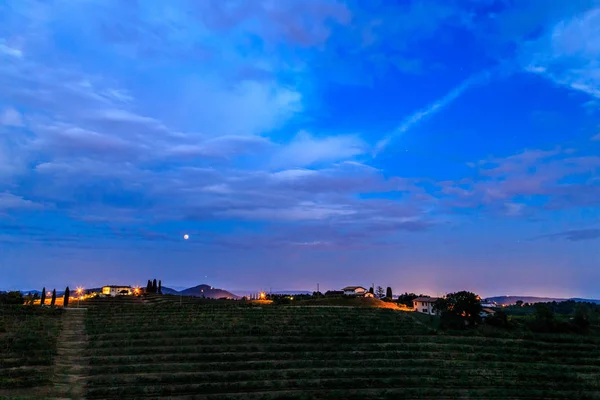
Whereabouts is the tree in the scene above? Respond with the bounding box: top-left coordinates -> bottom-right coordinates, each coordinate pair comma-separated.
516,300 -> 524,307
572,304 -> 590,329
50,289 -> 57,307
385,287 -> 393,300
152,279 -> 158,293
485,310 -> 509,328
397,293 -> 418,307
369,287 -> 374,295
40,287 -> 46,306
375,286 -> 385,299
158,280 -> 162,295
534,303 -> 554,323
0,291 -> 24,305
146,280 -> 152,293
64,287 -> 70,308
435,291 -> 482,327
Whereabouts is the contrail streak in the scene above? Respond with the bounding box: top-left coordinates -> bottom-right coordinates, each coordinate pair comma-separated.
374,70 -> 493,156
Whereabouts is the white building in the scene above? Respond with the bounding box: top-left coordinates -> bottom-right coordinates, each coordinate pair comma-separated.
102,285 -> 132,297
342,286 -> 368,296
413,297 -> 440,315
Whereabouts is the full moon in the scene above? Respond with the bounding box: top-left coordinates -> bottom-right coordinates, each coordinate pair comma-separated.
183,234 -> 189,240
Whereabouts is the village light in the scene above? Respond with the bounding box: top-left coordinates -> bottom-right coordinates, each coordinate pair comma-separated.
76,287 -> 84,308
259,292 -> 266,300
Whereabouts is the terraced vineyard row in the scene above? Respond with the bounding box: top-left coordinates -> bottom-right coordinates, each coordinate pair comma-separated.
84,303 -> 600,399
0,306 -> 62,396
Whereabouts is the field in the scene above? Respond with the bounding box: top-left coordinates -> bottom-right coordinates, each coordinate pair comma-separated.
82,300 -> 600,400
0,306 -> 62,397
3,299 -> 600,399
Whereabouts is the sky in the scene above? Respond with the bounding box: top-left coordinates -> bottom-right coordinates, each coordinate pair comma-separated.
1,0 -> 600,298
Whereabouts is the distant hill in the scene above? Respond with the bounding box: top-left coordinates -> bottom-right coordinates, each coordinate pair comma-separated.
487,296 -> 600,305
160,286 -> 181,295
232,290 -> 312,297
271,290 -> 312,295
179,284 -> 239,299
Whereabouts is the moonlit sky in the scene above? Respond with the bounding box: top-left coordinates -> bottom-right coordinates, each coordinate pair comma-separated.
1,0 -> 600,297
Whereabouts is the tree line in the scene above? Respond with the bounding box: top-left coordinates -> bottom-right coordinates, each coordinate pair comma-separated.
145,279 -> 162,294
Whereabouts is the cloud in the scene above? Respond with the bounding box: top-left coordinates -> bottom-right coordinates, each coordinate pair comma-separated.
192,0 -> 351,47
219,202 -> 356,222
0,107 -> 24,127
0,40 -> 22,58
167,135 -> 272,159
273,131 -> 366,168
593,133 -> 600,141
522,7 -> 600,99
0,192 -> 45,211
537,229 -> 600,242
438,147 -> 600,215
374,70 -> 493,154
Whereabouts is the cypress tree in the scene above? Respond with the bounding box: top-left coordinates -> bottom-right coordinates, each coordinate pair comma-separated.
64,287 -> 70,308
50,289 -> 56,307
386,287 -> 393,300
146,280 -> 152,293
152,279 -> 157,293
158,280 -> 162,295
40,287 -> 46,306
369,287 -> 374,295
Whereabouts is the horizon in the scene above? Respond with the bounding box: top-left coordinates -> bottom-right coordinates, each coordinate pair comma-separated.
3,280 -> 599,302
2,1 -> 600,298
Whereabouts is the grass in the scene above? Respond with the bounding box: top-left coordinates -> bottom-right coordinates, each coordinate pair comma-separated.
4,298 -> 600,399
0,306 -> 62,391
79,300 -> 600,399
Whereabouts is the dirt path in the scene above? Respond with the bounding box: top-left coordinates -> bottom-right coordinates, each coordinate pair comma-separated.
52,308 -> 89,399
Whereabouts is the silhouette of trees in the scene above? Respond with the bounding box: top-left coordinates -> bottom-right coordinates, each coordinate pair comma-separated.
369,287 -> 374,295
375,286 -> 385,299
516,300 -> 524,307
434,291 -> 482,328
146,280 -> 152,293
152,279 -> 158,293
397,293 -> 418,307
158,280 -> 162,295
64,287 -> 70,308
0,291 -> 24,305
50,289 -> 56,307
386,287 -> 393,300
40,287 -> 46,306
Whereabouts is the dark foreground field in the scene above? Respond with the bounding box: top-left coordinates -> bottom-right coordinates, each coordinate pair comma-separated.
2,298 -> 600,399
0,306 -> 62,398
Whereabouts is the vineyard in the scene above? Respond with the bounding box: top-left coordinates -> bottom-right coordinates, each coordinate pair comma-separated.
82,301 -> 600,400
0,306 -> 62,397
2,300 -> 600,399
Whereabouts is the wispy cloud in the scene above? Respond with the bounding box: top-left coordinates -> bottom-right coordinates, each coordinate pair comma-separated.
522,7 -> 600,99
374,70 -> 492,155
0,107 -> 23,127
536,229 -> 600,242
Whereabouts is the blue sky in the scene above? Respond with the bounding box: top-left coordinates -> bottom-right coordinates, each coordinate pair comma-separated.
1,0 -> 600,297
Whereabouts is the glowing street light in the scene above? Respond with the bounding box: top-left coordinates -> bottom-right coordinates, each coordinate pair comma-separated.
76,287 -> 84,308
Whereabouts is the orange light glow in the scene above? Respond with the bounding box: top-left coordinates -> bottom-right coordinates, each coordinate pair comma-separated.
259,292 -> 266,300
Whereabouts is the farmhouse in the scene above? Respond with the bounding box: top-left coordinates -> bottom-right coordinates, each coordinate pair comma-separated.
480,307 -> 497,319
342,286 -> 368,296
102,285 -> 132,297
413,297 -> 440,315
